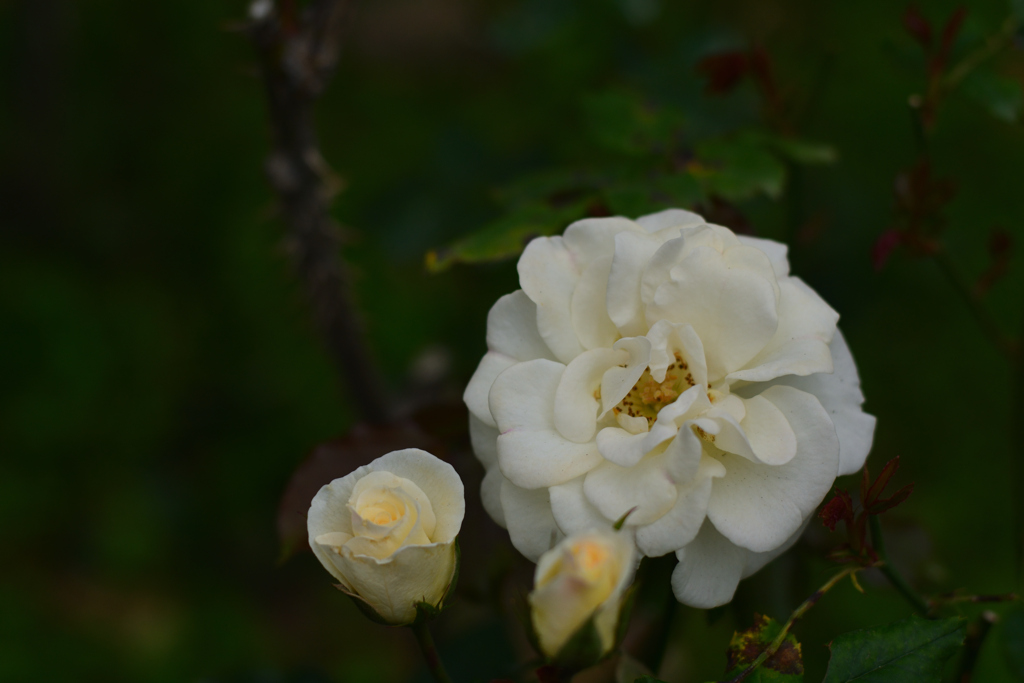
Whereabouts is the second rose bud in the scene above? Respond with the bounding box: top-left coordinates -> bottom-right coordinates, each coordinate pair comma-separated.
529,528 -> 637,667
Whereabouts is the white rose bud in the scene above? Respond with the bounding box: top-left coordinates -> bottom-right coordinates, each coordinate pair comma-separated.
529,528 -> 636,662
307,448 -> 465,625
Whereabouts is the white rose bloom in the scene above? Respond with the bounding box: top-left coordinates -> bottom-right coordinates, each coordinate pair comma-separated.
530,528 -> 636,659
464,209 -> 876,609
308,448 -> 465,625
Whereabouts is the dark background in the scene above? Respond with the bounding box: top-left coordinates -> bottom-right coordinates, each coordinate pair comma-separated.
2,0 -> 1023,681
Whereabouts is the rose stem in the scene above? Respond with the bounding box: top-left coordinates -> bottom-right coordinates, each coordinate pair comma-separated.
726,566 -> 862,683
248,0 -> 393,424
410,620 -> 455,683
868,514 -> 930,616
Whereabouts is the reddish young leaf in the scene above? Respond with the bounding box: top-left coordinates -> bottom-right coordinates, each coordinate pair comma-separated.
866,483 -> 915,515
864,456 -> 902,506
976,229 -> 1013,296
903,5 -> 933,48
696,51 -> 750,94
939,7 -> 967,62
871,230 -> 903,271
819,490 -> 855,531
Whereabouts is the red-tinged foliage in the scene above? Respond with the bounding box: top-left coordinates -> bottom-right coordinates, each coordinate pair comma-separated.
696,51 -> 750,94
871,230 -> 903,271
903,5 -> 933,48
976,229 -> 1013,296
938,7 -> 967,65
819,490 -> 855,532
820,457 -> 914,564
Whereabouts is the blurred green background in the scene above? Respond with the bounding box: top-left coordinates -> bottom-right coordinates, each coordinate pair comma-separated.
2,0 -> 1024,681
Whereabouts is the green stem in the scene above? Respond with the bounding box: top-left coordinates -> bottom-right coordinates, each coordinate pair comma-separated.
726,566 -> 860,683
944,15 -> 1018,90
869,514 -> 931,616
932,249 -> 1016,361
410,620 -> 454,683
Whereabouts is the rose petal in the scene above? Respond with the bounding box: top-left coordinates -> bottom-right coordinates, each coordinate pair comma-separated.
635,208 -> 705,232
487,290 -> 557,362
490,359 -> 604,489
646,320 -> 708,386
583,451 -> 679,526
671,520 -> 746,608
571,256 -> 620,350
464,352 -> 515,427
636,454 -> 723,557
705,385 -> 839,552
518,237 -> 583,363
549,476 -> 615,534
607,231 -> 661,337
710,394 -> 798,466
501,478 -> 563,562
647,246 -> 779,382
555,347 -> 625,443
737,234 -> 790,278
480,467 -> 507,528
726,277 -> 838,383
767,328 -> 876,476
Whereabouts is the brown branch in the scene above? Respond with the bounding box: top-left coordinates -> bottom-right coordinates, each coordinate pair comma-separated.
248,0 -> 392,424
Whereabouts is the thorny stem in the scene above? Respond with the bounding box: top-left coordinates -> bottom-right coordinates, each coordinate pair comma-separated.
931,248 -> 1017,361
248,0 -> 392,424
725,566 -> 863,683
955,612 -> 998,683
868,514 -> 931,616
410,620 -> 455,683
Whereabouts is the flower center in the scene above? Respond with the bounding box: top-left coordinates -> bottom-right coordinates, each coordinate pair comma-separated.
613,352 -> 694,426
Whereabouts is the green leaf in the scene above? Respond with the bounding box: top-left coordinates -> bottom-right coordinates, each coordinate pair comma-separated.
963,70 -> 1023,123
583,89 -> 684,156
1011,0 -> 1024,23
695,135 -> 787,201
764,136 -> 839,165
1002,607 -> 1024,679
822,615 -> 966,683
425,200 -> 591,271
724,614 -> 804,682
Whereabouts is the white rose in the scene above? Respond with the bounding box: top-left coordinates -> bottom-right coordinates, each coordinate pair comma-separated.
307,448 -> 465,625
530,528 -> 636,660
464,209 -> 876,608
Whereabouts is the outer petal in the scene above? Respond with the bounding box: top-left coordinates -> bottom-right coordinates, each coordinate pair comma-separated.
563,216 -> 643,266
671,520 -> 746,608
737,235 -> 790,278
487,290 -> 557,362
501,479 -> 563,562
469,413 -> 499,469
549,476 -> 614,534
726,277 -> 838,384
518,237 -> 583,363
481,467 -> 507,528
490,359 -> 604,489
648,246 -> 779,382
571,255 -> 620,350
741,516 -> 811,578
606,231 -> 661,337
635,453 -> 723,557
636,208 -> 705,232
464,352 -> 515,427
705,385 -> 839,552
768,328 -> 876,476
331,541 -> 457,624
